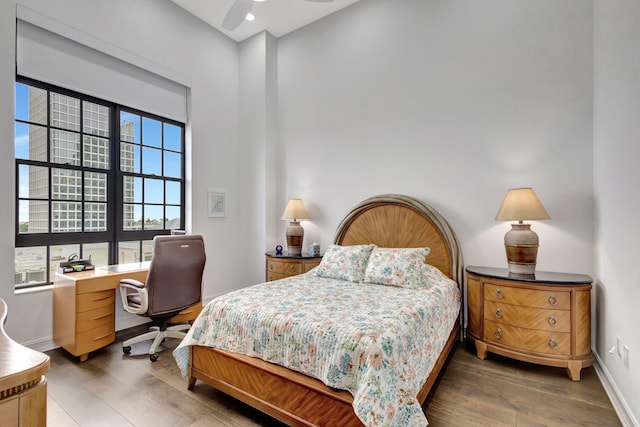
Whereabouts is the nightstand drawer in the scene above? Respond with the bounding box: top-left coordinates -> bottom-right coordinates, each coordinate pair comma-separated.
267,272 -> 291,281
484,320 -> 570,355
267,260 -> 302,275
265,251 -> 323,282
484,300 -> 571,332
484,284 -> 570,310
303,260 -> 321,272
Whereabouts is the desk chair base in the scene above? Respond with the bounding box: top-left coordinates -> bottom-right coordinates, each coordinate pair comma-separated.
122,323 -> 191,361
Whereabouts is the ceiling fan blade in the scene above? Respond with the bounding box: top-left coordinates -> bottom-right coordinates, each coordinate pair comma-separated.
222,0 -> 254,30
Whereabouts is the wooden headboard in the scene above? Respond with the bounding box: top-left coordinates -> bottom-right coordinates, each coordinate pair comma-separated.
334,194 -> 463,287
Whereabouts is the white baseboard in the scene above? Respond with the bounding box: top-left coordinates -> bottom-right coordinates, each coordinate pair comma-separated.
23,336 -> 58,353
594,351 -> 639,427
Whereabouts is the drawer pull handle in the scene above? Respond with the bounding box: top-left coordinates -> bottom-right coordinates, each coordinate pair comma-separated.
548,295 -> 558,306
496,289 -> 504,299
269,264 -> 274,270
495,308 -> 503,318
268,275 -> 273,281
549,338 -> 558,349
548,316 -> 557,326
289,266 -> 296,273
93,332 -> 112,341
494,328 -> 503,339
93,313 -> 111,320
92,295 -> 111,302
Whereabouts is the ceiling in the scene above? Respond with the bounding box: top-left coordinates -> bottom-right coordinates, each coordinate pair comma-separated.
170,0 -> 361,42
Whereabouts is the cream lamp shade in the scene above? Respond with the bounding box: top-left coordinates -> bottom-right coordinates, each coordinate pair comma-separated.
495,188 -> 550,275
281,199 -> 309,256
281,199 -> 309,221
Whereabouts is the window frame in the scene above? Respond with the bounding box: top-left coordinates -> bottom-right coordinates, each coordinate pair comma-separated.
14,77 -> 186,290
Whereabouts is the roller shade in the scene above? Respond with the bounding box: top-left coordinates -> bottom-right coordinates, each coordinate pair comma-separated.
16,18 -> 188,123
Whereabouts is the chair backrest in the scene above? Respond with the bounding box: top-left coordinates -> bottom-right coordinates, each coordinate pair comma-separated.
145,234 -> 206,318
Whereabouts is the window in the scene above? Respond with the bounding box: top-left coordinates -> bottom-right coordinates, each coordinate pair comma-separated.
14,78 -> 185,290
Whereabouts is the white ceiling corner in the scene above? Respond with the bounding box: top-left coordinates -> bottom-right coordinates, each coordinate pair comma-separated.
170,0 -> 361,42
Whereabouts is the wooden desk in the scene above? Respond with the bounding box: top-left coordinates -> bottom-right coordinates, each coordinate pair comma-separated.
53,262 -> 202,362
1,298 -> 50,426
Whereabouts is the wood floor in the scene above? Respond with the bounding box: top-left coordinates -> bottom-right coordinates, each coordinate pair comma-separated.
45,330 -> 621,427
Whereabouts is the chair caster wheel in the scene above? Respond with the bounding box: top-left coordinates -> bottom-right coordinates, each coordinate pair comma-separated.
123,346 -> 131,354
150,353 -> 159,362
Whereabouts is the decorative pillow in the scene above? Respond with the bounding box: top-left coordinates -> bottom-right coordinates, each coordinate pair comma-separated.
421,263 -> 450,288
363,247 -> 431,289
314,244 -> 376,282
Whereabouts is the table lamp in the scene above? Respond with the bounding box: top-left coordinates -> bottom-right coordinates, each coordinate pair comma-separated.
281,199 -> 309,256
495,187 -> 550,275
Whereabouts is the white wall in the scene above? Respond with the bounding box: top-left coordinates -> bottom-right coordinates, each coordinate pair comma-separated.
276,0 -> 594,277
238,32 -> 280,281
593,1 -> 640,424
1,0 -> 635,423
0,0 -> 247,344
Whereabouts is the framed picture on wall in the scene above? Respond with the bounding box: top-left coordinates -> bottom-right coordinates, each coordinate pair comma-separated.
208,190 -> 226,218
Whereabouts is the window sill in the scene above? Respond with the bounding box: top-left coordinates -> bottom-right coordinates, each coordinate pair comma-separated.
14,284 -> 54,295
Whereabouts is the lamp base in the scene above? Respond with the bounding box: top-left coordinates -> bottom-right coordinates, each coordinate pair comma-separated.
285,221 -> 304,256
504,223 -> 539,275
506,259 -> 537,275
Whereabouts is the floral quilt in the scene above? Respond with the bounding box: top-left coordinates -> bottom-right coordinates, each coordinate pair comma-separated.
173,267 -> 460,426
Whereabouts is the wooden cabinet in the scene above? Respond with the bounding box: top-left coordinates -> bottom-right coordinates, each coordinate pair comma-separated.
1,298 -> 49,426
53,266 -> 148,362
466,266 -> 593,381
265,251 -> 322,281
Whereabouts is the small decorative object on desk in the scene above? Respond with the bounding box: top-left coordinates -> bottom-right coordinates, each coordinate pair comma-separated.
275,245 -> 283,255
58,254 -> 95,273
308,242 -> 320,256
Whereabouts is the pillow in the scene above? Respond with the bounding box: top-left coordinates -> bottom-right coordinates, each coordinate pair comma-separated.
421,263 -> 450,287
314,244 -> 376,282
363,247 -> 431,289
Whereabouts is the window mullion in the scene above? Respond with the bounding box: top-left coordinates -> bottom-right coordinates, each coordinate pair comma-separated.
15,78 -> 185,288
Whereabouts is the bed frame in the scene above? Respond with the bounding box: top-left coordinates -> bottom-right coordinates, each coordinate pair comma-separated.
187,194 -> 463,426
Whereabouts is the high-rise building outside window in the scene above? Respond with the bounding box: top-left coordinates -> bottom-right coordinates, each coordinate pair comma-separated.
14,78 -> 185,290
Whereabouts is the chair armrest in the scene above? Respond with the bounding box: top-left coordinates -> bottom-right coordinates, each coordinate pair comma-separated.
120,278 -> 145,289
119,278 -> 148,315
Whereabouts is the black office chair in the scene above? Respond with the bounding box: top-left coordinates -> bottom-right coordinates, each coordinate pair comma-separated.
118,234 -> 206,361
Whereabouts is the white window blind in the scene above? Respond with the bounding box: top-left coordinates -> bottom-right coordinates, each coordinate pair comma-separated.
16,16 -> 189,123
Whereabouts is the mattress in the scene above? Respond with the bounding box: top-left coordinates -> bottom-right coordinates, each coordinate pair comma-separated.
174,265 -> 460,426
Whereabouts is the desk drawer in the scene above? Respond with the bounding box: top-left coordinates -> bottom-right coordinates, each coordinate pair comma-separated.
76,305 -> 114,333
76,323 -> 115,355
77,290 -> 114,312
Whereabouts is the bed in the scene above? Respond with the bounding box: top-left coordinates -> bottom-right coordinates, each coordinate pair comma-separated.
174,194 -> 463,426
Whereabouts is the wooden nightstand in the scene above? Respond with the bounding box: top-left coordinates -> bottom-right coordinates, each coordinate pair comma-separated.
265,251 -> 323,281
465,266 -> 594,381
